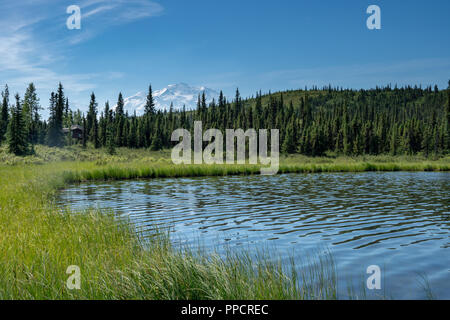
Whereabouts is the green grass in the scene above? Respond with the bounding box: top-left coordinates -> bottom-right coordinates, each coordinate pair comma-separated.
0,162 -> 339,299
0,145 -> 448,299
60,156 -> 449,184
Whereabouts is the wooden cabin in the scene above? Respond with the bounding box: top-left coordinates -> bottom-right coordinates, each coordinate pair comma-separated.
63,125 -> 84,141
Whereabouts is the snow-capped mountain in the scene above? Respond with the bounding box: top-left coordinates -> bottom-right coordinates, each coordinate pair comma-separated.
121,83 -> 219,115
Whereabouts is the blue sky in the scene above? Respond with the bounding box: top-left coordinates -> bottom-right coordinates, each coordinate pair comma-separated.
1,0 -> 449,115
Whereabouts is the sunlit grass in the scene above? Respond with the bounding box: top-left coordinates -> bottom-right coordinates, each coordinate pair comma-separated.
0,160 -> 338,299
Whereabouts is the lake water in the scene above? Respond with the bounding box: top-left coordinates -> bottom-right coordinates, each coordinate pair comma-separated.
58,172 -> 450,299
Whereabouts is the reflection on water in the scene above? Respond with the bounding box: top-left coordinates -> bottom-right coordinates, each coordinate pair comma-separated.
58,172 -> 450,299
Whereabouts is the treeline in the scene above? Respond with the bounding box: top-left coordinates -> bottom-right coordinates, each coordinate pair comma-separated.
0,81 -> 449,157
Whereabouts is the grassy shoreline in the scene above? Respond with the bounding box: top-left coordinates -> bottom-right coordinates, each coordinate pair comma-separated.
62,160 -> 450,185
0,145 -> 448,299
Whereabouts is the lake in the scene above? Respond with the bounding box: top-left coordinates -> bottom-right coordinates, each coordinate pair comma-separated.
58,172 -> 450,299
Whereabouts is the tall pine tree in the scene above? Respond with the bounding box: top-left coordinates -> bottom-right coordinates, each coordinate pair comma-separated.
47,85 -> 64,147
7,94 -> 29,155
115,93 -> 125,147
87,92 -> 99,148
0,84 -> 10,143
22,83 -> 40,145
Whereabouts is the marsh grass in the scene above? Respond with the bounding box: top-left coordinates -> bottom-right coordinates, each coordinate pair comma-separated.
0,161 -> 340,299
55,150 -> 449,185
61,160 -> 449,185
416,273 -> 436,300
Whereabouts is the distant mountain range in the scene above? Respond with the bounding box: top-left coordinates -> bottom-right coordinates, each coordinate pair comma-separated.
121,83 -> 219,115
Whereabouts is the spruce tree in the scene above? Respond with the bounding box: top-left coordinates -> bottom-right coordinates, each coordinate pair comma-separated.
150,115 -> 163,151
201,92 -> 207,123
47,90 -> 64,147
0,85 -> 10,143
22,83 -> 40,145
87,93 -> 99,148
143,86 -> 156,147
100,102 -> 110,146
446,80 -> 450,151
144,85 -> 156,115
234,88 -> 241,121
7,94 -> 28,155
254,91 -> 262,130
115,93 -> 125,147
63,98 -> 72,131
56,83 -> 65,128
82,117 -> 87,148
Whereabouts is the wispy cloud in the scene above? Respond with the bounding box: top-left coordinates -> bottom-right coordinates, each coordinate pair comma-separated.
258,58 -> 450,89
83,5 -> 118,19
69,0 -> 164,43
0,0 -> 163,112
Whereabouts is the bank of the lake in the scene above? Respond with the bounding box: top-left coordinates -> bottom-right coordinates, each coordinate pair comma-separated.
0,146 -> 449,299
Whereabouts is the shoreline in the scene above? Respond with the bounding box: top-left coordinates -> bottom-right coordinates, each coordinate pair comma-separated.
61,161 -> 450,185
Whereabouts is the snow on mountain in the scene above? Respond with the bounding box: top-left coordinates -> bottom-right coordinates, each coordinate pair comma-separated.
121,83 -> 219,115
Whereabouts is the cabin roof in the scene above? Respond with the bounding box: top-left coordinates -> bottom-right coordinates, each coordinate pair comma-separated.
63,125 -> 84,133
71,125 -> 83,131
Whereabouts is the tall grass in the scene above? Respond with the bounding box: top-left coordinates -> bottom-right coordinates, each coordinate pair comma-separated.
0,162 -> 342,299
61,161 -> 450,184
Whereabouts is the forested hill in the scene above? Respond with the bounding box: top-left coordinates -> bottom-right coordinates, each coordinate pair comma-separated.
1,83 -> 449,157
236,84 -> 450,156
180,84 -> 449,156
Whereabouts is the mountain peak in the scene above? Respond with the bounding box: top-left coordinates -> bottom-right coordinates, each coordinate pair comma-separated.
121,83 -> 219,115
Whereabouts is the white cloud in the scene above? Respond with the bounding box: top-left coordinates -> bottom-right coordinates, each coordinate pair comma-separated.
67,0 -> 163,43
0,0 -> 164,115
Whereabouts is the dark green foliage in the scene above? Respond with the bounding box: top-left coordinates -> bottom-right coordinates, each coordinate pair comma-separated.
142,85 -> 156,148
47,83 -> 65,147
282,119 -> 296,154
7,94 -> 29,155
106,121 -> 116,155
82,117 -> 87,148
144,85 -> 156,116
0,85 -> 10,143
115,93 -> 125,147
22,83 -> 41,145
150,113 -> 163,151
87,93 -> 99,148
126,84 -> 448,156
446,81 -> 450,150
3,81 -> 450,157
